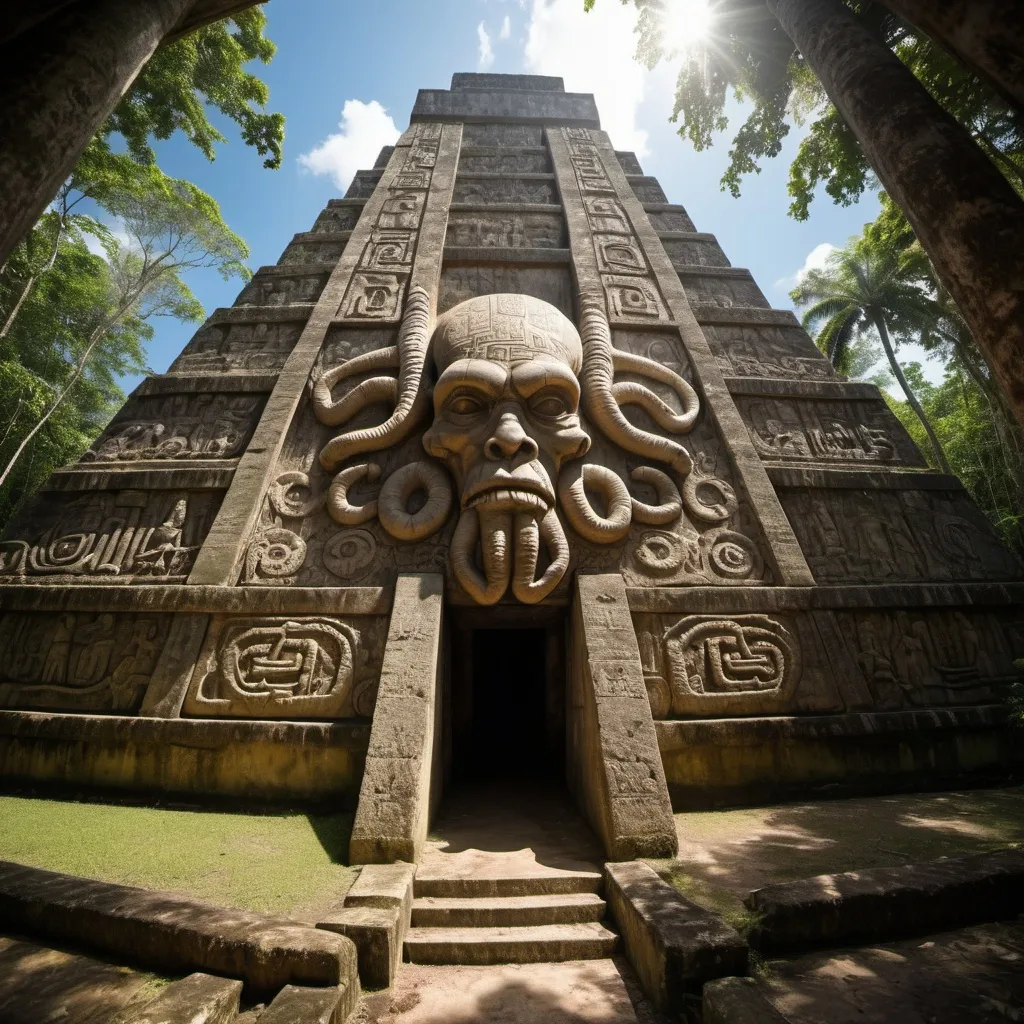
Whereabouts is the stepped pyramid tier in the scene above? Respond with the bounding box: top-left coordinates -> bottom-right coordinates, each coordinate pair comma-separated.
1,73 -> 1022,861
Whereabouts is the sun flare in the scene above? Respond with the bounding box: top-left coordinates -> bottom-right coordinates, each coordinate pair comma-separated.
661,0 -> 714,53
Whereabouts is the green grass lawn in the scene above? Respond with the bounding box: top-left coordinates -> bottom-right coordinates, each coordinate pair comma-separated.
0,795 -> 357,919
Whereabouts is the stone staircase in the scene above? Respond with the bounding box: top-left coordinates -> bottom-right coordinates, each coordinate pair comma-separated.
405,866 -> 619,965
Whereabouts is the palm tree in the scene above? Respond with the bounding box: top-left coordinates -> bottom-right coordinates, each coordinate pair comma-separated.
792,238 -> 952,473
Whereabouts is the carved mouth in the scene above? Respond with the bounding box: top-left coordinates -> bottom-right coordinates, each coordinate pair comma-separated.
464,474 -> 554,513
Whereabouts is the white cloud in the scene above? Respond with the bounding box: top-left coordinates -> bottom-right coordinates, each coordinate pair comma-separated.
477,22 -> 495,70
776,242 -> 837,292
500,14 -> 511,39
523,0 -> 650,156
298,99 -> 400,191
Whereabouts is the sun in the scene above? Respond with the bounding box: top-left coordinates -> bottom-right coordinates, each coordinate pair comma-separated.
661,0 -> 714,53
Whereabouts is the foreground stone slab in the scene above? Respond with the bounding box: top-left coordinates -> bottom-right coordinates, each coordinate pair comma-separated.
260,983 -> 360,1024
0,860 -> 358,990
404,921 -> 618,965
746,848 -> 1024,952
605,861 -> 747,1010
763,919 -> 1024,1024
123,973 -> 241,1024
344,862 -> 416,931
702,977 -> 790,1024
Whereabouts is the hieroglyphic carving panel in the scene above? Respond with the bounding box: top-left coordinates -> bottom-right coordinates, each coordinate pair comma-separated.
170,319 -> 306,374
0,611 -> 170,712
344,172 -> 382,199
312,204 -> 363,233
82,393 -> 266,462
680,272 -> 769,309
0,489 -> 221,582
437,265 -> 575,317
647,208 -> 697,233
703,325 -> 838,381
461,124 -> 544,147
629,178 -> 668,204
660,237 -> 730,269
780,486 -> 1022,583
737,395 -> 924,466
234,269 -> 330,307
563,129 -> 670,325
279,238 -> 347,266
452,177 -> 558,205
337,124 -> 444,323
183,613 -> 387,719
834,607 -> 1024,709
458,150 -> 551,174
446,210 -> 566,248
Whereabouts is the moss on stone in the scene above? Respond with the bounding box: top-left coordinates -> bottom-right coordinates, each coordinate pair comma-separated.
0,794 -> 357,918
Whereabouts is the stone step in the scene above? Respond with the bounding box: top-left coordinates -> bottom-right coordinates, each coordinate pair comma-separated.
414,870 -> 603,898
412,893 -> 607,927
404,922 -> 618,965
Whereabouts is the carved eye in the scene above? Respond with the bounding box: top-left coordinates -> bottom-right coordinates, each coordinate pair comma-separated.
530,393 -> 571,418
447,393 -> 487,416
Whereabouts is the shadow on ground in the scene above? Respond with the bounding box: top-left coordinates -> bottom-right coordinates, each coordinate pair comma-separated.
652,786 -> 1024,928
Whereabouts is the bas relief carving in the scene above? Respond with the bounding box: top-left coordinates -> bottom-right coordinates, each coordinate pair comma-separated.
445,211 -> 566,249
82,394 -> 265,462
782,487 -> 1022,583
702,326 -> 837,381
738,396 -> 919,466
836,609 -> 1024,707
170,320 -> 305,374
0,490 -> 219,581
0,612 -> 168,711
286,290 -> 761,604
184,614 -> 383,719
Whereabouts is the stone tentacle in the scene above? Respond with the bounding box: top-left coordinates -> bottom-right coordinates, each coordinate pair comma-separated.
317,285 -> 434,472
578,294 -> 694,476
558,463 -> 632,544
451,507 -> 512,605
377,461 -> 454,541
327,464 -> 381,525
630,466 -> 682,525
511,508 -> 571,604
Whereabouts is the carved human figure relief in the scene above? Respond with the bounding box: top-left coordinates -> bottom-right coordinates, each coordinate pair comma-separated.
310,290 -> 707,605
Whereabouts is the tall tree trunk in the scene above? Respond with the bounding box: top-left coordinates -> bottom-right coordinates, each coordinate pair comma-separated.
766,0 -> 1024,431
0,0 -> 195,268
872,314 -> 952,473
881,0 -> 1024,112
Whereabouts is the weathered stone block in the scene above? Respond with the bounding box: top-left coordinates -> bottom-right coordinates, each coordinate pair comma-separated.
345,862 -> 416,931
259,983 -> 360,1024
605,861 -> 748,1009
123,973 -> 242,1024
317,905 -> 401,989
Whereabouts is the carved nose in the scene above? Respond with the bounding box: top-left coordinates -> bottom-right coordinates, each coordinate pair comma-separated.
485,412 -> 538,461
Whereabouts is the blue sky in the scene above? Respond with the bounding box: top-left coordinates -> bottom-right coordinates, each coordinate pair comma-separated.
136,0 -> 939,388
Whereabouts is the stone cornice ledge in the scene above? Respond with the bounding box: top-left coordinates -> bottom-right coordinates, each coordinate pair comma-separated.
626,581 -> 1024,613
0,584 -> 393,616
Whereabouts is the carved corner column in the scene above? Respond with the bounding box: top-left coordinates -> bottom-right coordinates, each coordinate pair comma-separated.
187,121 -> 462,587
570,573 -> 677,860
547,127 -> 813,587
350,573 -> 444,864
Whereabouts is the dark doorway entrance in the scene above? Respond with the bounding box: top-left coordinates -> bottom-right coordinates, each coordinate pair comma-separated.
449,624 -> 565,783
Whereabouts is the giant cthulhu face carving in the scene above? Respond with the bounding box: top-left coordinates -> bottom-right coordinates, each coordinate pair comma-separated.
313,289 -> 709,604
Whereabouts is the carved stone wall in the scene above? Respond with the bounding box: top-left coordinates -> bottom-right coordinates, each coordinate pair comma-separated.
0,71 -> 1020,817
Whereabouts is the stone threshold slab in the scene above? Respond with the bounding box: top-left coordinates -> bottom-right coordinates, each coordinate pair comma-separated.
0,859 -> 358,990
746,848 -> 1024,953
